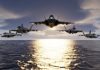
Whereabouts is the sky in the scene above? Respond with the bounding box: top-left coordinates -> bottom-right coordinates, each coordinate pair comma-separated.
0,0 -> 100,39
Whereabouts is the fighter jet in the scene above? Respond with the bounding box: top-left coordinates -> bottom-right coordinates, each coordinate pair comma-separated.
30,15 -> 73,28
11,24 -> 37,33
59,25 -> 82,34
1,30 -> 21,38
79,30 -> 100,38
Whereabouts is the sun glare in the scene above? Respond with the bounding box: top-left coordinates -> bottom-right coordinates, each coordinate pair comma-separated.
35,39 -> 76,59
33,39 -> 76,69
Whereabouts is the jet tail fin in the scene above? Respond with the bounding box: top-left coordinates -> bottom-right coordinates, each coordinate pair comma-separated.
73,25 -> 76,30
29,25 -> 33,31
15,31 -> 18,34
82,31 -> 85,35
21,24 -> 24,28
9,30 -> 11,33
89,30 -> 91,34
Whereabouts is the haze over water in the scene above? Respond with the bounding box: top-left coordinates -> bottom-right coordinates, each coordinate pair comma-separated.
0,39 -> 100,70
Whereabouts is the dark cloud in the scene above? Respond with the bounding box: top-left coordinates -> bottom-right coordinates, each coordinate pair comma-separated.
0,0 -> 88,19
0,0 -> 89,29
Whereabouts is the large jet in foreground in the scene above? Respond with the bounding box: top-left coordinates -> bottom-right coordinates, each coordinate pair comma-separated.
79,30 -> 100,38
59,25 -> 82,34
11,24 -> 37,33
30,15 -> 73,28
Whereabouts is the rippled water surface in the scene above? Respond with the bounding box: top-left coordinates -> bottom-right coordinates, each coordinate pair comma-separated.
0,40 -> 100,70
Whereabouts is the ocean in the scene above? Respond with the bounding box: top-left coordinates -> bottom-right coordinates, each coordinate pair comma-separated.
0,39 -> 100,70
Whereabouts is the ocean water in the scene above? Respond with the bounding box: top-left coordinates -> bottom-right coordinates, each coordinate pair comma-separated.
0,40 -> 100,70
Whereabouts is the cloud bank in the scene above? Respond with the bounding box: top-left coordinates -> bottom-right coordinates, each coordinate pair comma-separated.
77,0 -> 100,29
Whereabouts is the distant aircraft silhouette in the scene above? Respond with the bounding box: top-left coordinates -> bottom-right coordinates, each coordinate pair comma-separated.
79,30 -> 100,38
59,25 -> 82,34
1,30 -> 21,38
11,24 -> 37,33
30,15 -> 73,28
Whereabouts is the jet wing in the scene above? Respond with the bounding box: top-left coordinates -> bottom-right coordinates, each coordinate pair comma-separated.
58,30 -> 70,32
77,30 -> 83,32
59,30 -> 66,32
10,30 -> 17,31
97,35 -> 100,36
58,21 -> 73,25
31,30 -> 38,31
79,35 -> 84,36
30,21 -> 45,25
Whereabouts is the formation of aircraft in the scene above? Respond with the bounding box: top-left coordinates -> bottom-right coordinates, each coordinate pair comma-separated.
79,30 -> 100,38
59,25 -> 82,34
0,30 -> 21,38
0,14 -> 99,39
30,15 -> 73,28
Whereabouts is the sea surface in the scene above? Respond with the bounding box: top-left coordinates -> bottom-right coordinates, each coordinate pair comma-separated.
0,39 -> 100,70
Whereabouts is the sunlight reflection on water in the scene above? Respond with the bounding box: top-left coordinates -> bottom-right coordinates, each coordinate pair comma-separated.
30,39 -> 77,70
16,39 -> 98,70
0,40 -> 100,70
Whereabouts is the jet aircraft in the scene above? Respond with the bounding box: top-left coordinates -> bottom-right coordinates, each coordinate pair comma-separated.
59,25 -> 82,34
79,30 -> 100,38
11,24 -> 37,33
1,31 -> 21,38
30,15 -> 73,28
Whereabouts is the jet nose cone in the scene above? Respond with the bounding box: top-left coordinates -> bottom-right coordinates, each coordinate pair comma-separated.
49,15 -> 55,19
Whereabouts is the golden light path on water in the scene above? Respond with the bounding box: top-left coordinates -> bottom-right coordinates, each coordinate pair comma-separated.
33,39 -> 77,70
